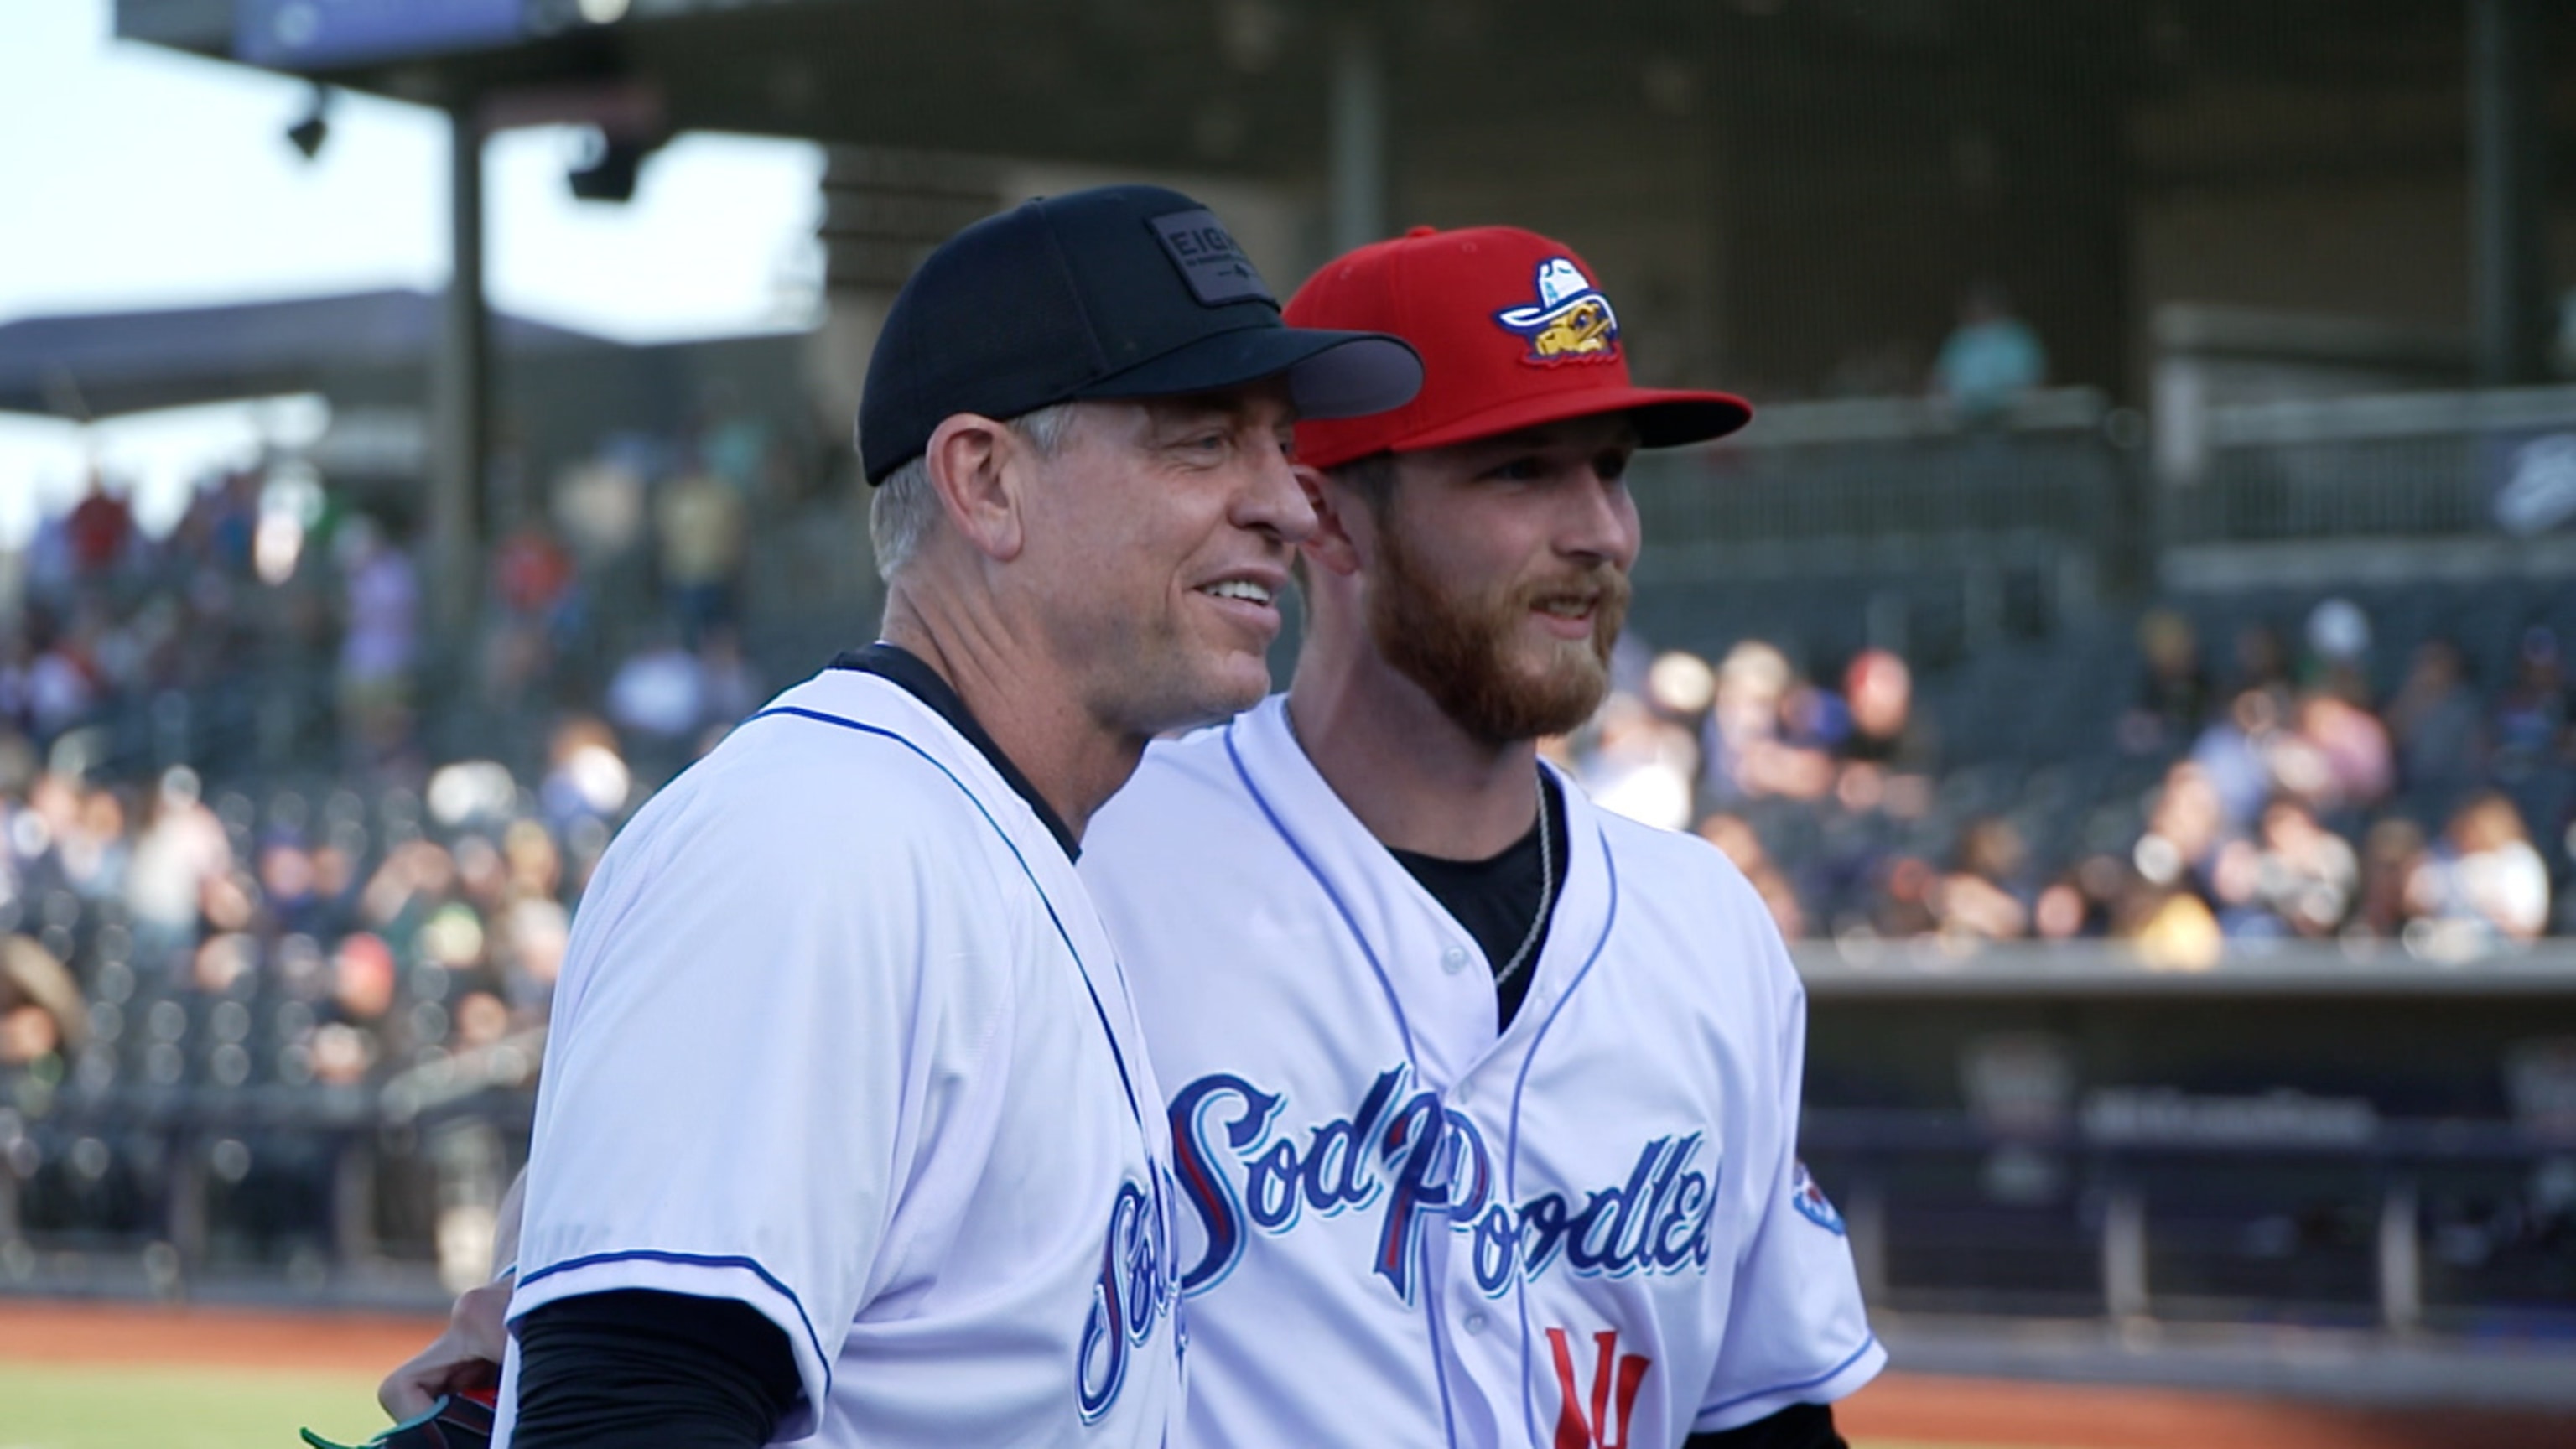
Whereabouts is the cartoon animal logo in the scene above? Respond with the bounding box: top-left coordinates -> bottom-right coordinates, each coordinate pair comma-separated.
1494,257 -> 1621,366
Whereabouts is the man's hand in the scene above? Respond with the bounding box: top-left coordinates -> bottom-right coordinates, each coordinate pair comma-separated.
380,1275 -> 513,1420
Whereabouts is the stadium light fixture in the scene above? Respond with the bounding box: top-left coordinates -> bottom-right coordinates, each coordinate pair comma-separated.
286,86 -> 333,161
567,128 -> 657,204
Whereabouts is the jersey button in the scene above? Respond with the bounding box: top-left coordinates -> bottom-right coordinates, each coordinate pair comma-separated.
1452,1081 -> 1473,1105
1463,1310 -> 1490,1336
1441,945 -> 1471,974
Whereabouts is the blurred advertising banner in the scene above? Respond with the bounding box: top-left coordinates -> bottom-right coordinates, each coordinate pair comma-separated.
236,0 -> 525,70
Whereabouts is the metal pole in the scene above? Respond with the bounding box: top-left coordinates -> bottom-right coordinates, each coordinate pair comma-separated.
2101,1183 -> 2148,1322
1328,17 -> 1388,257
432,105 -> 491,636
2470,0 -> 2549,387
2377,1178 -> 2422,1334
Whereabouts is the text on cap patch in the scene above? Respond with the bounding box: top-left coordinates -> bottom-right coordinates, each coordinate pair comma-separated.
1150,209 -> 1275,308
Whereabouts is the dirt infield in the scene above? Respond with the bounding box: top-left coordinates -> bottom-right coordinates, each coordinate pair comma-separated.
3,1297 -> 2570,1448
1834,1371 -> 2576,1449
0,1297 -> 444,1377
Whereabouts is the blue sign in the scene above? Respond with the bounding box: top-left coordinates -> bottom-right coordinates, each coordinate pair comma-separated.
236,0 -> 525,70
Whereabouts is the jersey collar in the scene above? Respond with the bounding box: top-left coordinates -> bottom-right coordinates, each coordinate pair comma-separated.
829,641 -> 1081,860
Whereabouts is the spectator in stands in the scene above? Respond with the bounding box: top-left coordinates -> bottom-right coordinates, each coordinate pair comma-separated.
1931,281 -> 2046,423
319,930 -> 400,1081
2118,878 -> 2224,972
123,766 -> 231,972
2280,688 -> 2393,815
336,517 -> 420,765
485,522 -> 584,713
2409,792 -> 2550,946
2228,621 -> 2293,704
2303,596 -> 2373,699
0,933 -> 85,1072
2386,638 -> 2486,799
2191,689 -> 2286,829
1871,854 -> 1941,939
537,716 -> 631,828
2121,609 -> 2211,756
2355,818 -> 2431,940
1931,817 -> 2031,942
65,472 -> 136,585
2033,854 -> 2128,941
56,782 -> 129,901
653,455 -> 747,646
1836,647 -> 1936,815
605,630 -> 708,779
2247,797 -> 2358,939
2133,759 -> 2229,905
1705,640 -> 1835,802
2490,626 -> 2569,783
23,610 -> 101,742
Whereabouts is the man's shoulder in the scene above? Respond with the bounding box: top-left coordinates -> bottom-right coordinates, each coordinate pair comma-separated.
621,682 -> 1019,880
1584,795 -> 1747,894
1578,792 -> 1796,986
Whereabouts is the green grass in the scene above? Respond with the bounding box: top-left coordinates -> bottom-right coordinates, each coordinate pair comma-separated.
0,1361 -> 392,1449
0,1361 -> 2039,1449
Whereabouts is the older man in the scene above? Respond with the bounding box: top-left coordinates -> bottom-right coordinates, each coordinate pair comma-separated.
1083,226 -> 1880,1448
373,185 -> 1417,1449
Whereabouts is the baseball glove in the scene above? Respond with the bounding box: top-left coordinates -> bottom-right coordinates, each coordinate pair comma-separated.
300,1392 -> 492,1449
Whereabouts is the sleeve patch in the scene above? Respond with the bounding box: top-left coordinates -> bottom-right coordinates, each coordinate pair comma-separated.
1789,1161 -> 1846,1236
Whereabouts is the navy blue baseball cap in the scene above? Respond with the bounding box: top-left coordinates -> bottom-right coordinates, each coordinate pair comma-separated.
858,184 -> 1424,484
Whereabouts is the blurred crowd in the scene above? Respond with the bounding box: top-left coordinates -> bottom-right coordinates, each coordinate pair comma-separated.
1557,595 -> 2567,968
0,413 -> 813,1100
0,735 -> 637,1102
0,409 -> 793,784
3,412 -> 2570,1104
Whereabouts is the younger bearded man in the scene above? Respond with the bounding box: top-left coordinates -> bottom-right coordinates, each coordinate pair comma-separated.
1081,226 -> 1882,1448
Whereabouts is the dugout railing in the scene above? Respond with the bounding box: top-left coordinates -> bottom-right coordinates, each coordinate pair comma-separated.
1796,939 -> 2576,1341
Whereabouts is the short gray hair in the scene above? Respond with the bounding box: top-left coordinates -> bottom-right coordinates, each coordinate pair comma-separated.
869,402 -> 1081,580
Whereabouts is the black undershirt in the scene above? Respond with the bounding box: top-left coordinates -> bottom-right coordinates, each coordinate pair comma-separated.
1387,771 -> 1570,1031
511,1291 -> 798,1449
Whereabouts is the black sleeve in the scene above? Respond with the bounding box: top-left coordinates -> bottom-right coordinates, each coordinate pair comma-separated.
510,1289 -> 802,1449
1685,1401 -> 1848,1449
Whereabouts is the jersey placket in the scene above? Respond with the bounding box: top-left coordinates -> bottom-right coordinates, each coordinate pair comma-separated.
1228,702 -> 1629,1448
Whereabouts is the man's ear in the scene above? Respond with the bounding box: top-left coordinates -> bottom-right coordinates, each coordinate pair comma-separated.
923,413 -> 1027,563
1296,463 -> 1366,579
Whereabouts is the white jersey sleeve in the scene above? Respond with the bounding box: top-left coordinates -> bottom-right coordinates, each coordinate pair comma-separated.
506,724 -> 1014,1432
1691,926 -> 1885,1431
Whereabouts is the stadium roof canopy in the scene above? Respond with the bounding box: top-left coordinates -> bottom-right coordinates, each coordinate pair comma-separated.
0,289 -> 607,420
116,0 -> 1390,177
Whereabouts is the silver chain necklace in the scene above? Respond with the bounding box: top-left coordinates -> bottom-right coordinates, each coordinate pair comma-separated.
1284,705 -> 1555,989
1492,778 -> 1554,989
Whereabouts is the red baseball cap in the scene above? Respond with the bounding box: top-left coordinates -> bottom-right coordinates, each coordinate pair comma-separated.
1285,226 -> 1753,471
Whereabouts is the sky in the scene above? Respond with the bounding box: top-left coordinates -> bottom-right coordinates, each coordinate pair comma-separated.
0,0 -> 824,542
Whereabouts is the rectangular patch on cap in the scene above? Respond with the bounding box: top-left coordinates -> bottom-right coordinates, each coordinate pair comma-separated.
1150,209 -> 1274,308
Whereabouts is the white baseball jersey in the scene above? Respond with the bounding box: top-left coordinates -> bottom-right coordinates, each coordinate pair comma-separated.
493,666 -> 1183,1449
1082,696 -> 1880,1448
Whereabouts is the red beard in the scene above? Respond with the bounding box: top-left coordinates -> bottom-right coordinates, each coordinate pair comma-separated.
1368,521 -> 1628,745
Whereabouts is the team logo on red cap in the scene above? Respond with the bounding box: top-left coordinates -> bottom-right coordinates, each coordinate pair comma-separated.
1493,257 -> 1621,366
